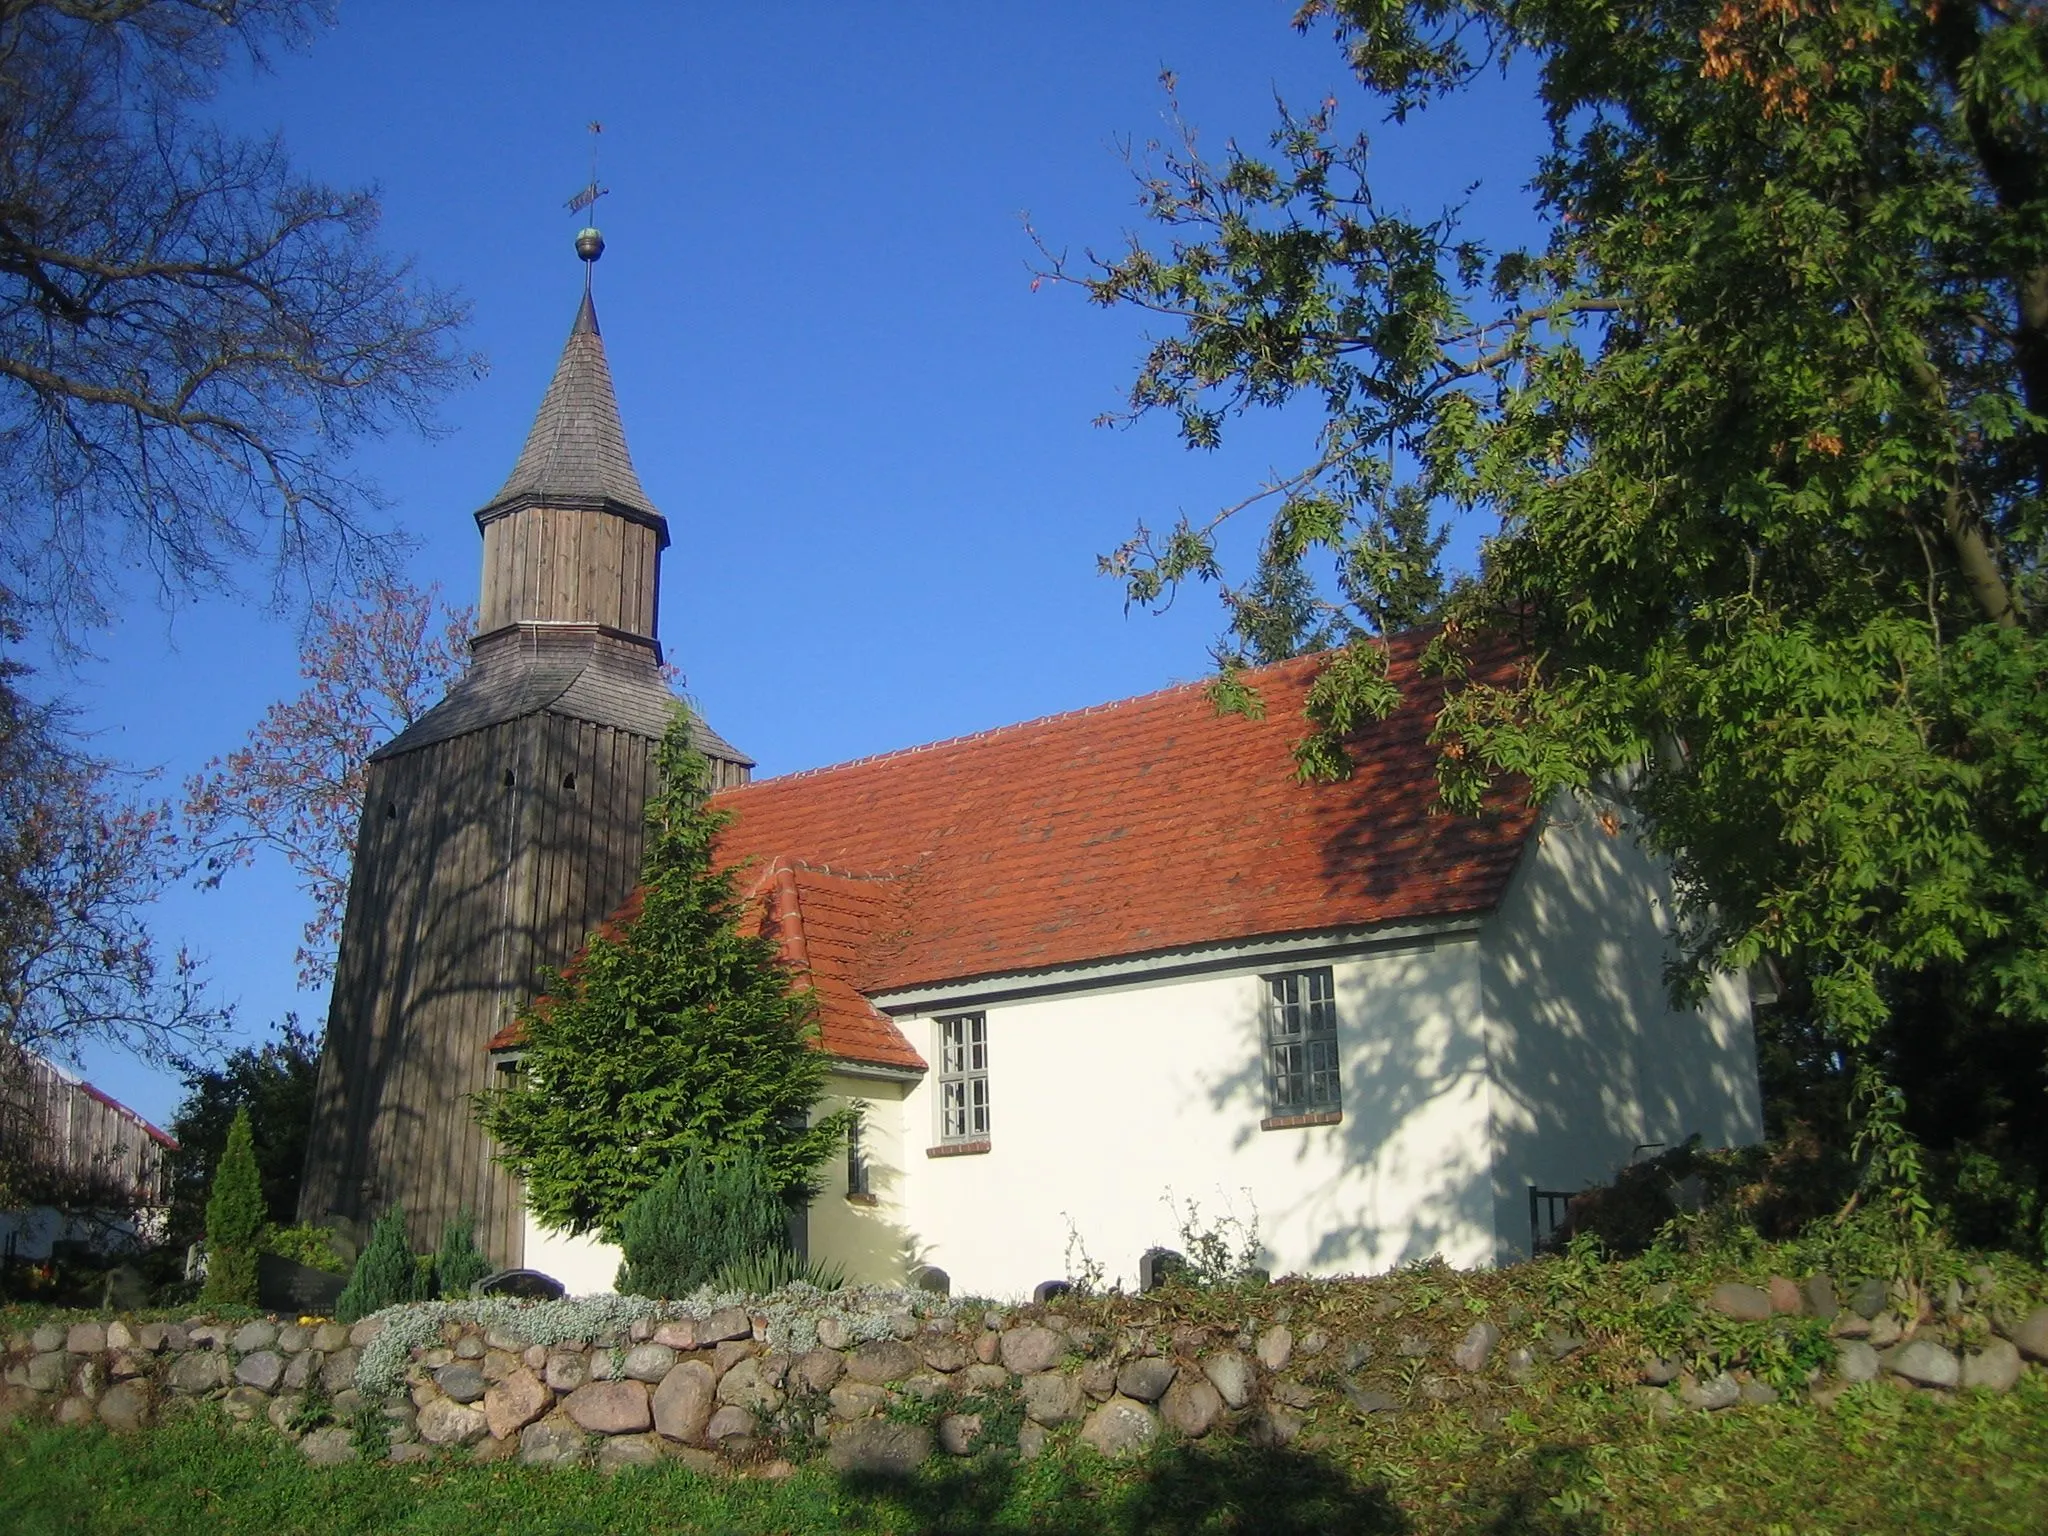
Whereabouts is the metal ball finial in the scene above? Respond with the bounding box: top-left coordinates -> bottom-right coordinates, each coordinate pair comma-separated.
575,226 -> 605,263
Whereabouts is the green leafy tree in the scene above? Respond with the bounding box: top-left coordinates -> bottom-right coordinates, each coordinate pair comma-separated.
616,1149 -> 790,1298
1056,1 -> 2048,1237
479,709 -> 850,1241
199,1108 -> 263,1307
164,1018 -> 321,1244
433,1211 -> 491,1298
334,1206 -> 422,1323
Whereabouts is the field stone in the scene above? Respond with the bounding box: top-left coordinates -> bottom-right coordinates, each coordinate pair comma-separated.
1962,1339 -> 2023,1393
1849,1277 -> 1889,1320
1396,1333 -> 1432,1358
1297,1328 -> 1329,1359
108,1350 -> 150,1382
432,1363 -> 485,1404
1080,1396 -> 1159,1458
481,1348 -> 520,1382
701,1307 -> 752,1343
544,1351 -> 589,1392
1453,1321 -> 1501,1373
231,1321 -> 277,1354
959,1363 -> 1010,1395
1200,1351 -> 1255,1410
829,1381 -> 891,1421
55,1394 -> 96,1427
387,1440 -> 433,1465
1868,1314 -> 1905,1348
267,1394 -> 307,1438
1884,1340 -> 1959,1388
651,1359 -> 715,1443
1504,1347 -> 1538,1384
795,1348 -> 843,1393
1805,1273 -> 1839,1320
418,1395 -> 489,1445
1160,1375 -> 1223,1437
1256,1325 -> 1294,1372
716,1357 -> 783,1413
1738,1378 -> 1780,1406
96,1380 -> 150,1433
1000,1326 -> 1063,1377
623,1344 -> 676,1383
276,1325 -> 310,1353
27,1353 -> 67,1393
519,1413 -> 589,1467
168,1351 -> 230,1395
1545,1330 -> 1587,1361
332,1388 -> 365,1418
1020,1370 -> 1085,1425
938,1411 -> 984,1455
318,1347 -> 359,1396
710,1340 -> 757,1379
311,1323 -> 350,1353
828,1418 -> 932,1476
1080,1359 -> 1117,1400
816,1316 -> 853,1350
565,1379 -> 651,1434
845,1340 -> 920,1385
134,1323 -> 170,1353
1017,1420 -> 1049,1460
300,1426 -> 359,1465
1766,1276 -> 1803,1315
31,1325 -> 65,1354
66,1322 -> 107,1355
453,1334 -> 485,1360
2011,1306 -> 2048,1363
485,1367 -> 552,1440
1836,1340 -> 1882,1383
597,1433 -> 666,1473
1344,1381 -> 1402,1415
1115,1357 -> 1178,1402
1707,1284 -> 1773,1323
652,1320 -> 698,1350
921,1337 -> 971,1373
235,1351 -> 286,1393
1679,1372 -> 1741,1411
1249,1405 -> 1304,1448
704,1404 -> 755,1445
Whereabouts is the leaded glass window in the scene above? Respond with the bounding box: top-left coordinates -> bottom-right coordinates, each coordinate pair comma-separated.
938,1013 -> 990,1142
1264,968 -> 1341,1114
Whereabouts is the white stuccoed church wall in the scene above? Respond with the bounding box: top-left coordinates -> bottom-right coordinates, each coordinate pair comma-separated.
881,936 -> 1500,1301
1480,791 -> 1762,1264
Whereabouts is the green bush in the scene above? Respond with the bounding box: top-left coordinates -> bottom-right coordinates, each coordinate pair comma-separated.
434,1211 -> 492,1297
198,1108 -> 264,1306
335,1207 -> 425,1322
261,1221 -> 346,1274
711,1246 -> 847,1295
617,1149 -> 788,1298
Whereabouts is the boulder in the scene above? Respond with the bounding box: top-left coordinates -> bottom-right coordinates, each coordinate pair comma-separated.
318,1347 -> 359,1396
1017,1420 -> 1049,1460
1249,1405 -> 1304,1448
133,1323 -> 171,1354
1115,1358 -> 1178,1403
1883,1340 -> 1959,1389
1804,1272 -> 1839,1321
1343,1382 -> 1402,1416
2010,1306 -> 2048,1363
276,1325 -> 310,1354
816,1316 -> 853,1350
1256,1325 -> 1293,1372
958,1363 -> 1011,1395
30,1325 -> 64,1354
1836,1341 -> 1882,1383
1638,1356 -> 1680,1386
1678,1372 -> 1740,1411
544,1351 -> 590,1392
710,1340 -> 757,1380
565,1380 -> 652,1435
347,1319 -> 384,1349
652,1359 -> 716,1443
484,1366 -> 552,1440
167,1351 -> 230,1395
1159,1375 -> 1223,1436
795,1348 -> 843,1393
1767,1277 -> 1804,1315
519,1413 -> 589,1467
828,1417 -> 932,1476
481,1349 -> 521,1382
651,1320 -> 699,1350
96,1381 -> 150,1433
1849,1277 -> 1888,1320
715,1357 -> 783,1414
1738,1378 -> 1780,1406
844,1340 -> 921,1385
999,1326 -> 1063,1377
937,1411 -> 984,1455
387,1440 -> 434,1465
55,1395 -> 96,1427
434,1363 -> 487,1404
1080,1396 -> 1159,1458
1453,1321 -> 1501,1374
267,1394 -> 308,1438
300,1426 -> 359,1465
1962,1339 -> 2023,1393
417,1396 -> 489,1445
230,1321 -> 278,1355
597,1433 -> 667,1473
26,1353 -> 67,1393
700,1307 -> 753,1344
623,1344 -> 676,1383
704,1404 -> 756,1445
1080,1359 -> 1118,1400
282,1351 -> 319,1392
234,1351 -> 286,1394
1706,1284 -> 1773,1323
65,1322 -> 107,1356
311,1322 -> 351,1354
829,1381 -> 891,1421
1201,1352 -> 1255,1410
921,1338 -> 971,1373
1019,1370 -> 1085,1425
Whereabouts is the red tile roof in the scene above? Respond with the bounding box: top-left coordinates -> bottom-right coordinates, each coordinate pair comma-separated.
492,634 -> 1537,1072
712,634 -> 1539,1010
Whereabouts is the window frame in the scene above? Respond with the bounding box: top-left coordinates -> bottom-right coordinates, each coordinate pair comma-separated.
933,1011 -> 991,1150
845,1115 -> 873,1202
1261,966 -> 1343,1128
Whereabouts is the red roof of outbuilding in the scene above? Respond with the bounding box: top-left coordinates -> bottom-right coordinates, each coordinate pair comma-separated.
711,633 -> 1538,1013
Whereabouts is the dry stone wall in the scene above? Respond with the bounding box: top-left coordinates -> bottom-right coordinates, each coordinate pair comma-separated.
4,1272 -> 2046,1475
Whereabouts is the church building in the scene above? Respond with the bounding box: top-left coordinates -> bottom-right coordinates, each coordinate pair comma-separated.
304,237 -> 1764,1295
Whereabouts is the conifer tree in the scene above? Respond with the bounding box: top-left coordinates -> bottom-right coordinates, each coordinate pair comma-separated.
617,1149 -> 789,1298
198,1107 -> 263,1307
334,1206 -> 422,1323
433,1211 -> 492,1298
479,708 -> 851,1241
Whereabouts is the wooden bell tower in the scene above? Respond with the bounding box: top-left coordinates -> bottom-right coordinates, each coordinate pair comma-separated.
297,232 -> 750,1264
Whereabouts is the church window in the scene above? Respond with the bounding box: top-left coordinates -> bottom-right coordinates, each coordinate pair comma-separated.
1262,968 -> 1341,1125
937,1013 -> 989,1143
846,1117 -> 871,1199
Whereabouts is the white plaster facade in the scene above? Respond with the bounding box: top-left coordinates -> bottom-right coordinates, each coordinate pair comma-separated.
801,792 -> 1760,1299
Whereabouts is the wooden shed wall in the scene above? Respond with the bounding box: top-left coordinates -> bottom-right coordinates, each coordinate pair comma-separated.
298,712 -> 669,1266
0,1047 -> 170,1208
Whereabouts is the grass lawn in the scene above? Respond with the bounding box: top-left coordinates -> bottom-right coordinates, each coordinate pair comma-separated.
5,1374 -> 2045,1536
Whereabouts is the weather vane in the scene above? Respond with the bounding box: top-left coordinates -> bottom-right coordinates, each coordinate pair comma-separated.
567,121 -> 607,275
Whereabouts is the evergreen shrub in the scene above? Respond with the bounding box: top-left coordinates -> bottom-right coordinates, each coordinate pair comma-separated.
434,1210 -> 491,1296
198,1108 -> 264,1306
336,1206 -> 424,1322
618,1149 -> 789,1298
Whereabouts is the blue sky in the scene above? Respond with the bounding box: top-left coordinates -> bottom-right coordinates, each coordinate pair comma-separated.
47,2 -> 1546,1125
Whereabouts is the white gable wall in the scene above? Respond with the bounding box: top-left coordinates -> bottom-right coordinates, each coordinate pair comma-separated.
876,934 -> 1498,1301
1480,793 -> 1762,1264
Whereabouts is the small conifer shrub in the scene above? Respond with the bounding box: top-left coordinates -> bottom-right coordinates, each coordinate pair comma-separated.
335,1206 -> 424,1322
434,1210 -> 491,1297
198,1107 -> 264,1306
618,1149 -> 789,1298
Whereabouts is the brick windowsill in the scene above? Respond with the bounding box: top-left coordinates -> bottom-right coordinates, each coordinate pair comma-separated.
1261,1109 -> 1343,1131
926,1139 -> 992,1158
